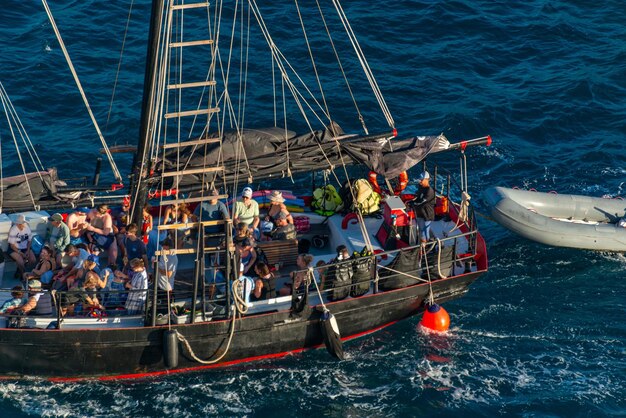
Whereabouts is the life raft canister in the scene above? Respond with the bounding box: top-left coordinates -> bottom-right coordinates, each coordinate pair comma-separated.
367,171 -> 408,196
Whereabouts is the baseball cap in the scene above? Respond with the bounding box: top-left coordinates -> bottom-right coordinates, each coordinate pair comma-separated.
16,214 -> 26,224
242,187 -> 253,198
418,171 -> 430,181
50,213 -> 63,222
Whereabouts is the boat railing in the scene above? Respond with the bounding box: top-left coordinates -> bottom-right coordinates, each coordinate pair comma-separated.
290,228 -> 482,303
0,286 -> 146,328
4,206 -> 478,328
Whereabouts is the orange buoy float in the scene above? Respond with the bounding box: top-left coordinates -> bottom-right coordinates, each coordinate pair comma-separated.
420,304 -> 450,332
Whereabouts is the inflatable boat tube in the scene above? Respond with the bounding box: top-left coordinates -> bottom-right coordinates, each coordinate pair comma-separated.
483,186 -> 626,251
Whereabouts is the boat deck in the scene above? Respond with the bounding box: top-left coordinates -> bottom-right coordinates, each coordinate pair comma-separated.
0,209 -> 477,328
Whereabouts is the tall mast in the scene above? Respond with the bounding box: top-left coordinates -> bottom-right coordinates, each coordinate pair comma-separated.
130,0 -> 165,228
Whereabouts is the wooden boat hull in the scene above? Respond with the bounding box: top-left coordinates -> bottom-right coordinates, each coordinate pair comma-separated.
0,271 -> 481,379
484,186 -> 626,251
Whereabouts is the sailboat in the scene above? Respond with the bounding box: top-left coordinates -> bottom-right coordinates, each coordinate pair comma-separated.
0,0 -> 490,379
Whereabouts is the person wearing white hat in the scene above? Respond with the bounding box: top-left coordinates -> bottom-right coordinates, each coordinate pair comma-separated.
234,186 -> 260,236
8,214 -> 36,278
266,190 -> 294,225
410,171 -> 436,243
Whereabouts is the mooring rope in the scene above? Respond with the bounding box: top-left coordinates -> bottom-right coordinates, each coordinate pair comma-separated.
175,278 -> 250,365
176,305 -> 238,365
308,267 -> 328,311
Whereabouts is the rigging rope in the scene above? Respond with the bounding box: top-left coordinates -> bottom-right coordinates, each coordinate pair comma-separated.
248,1 -> 331,128
104,0 -> 135,137
0,87 -> 39,210
295,0 -> 332,128
309,266 -> 328,311
42,0 -> 123,184
0,83 -> 46,174
314,0 -> 368,135
422,242 -> 435,306
330,0 -> 395,129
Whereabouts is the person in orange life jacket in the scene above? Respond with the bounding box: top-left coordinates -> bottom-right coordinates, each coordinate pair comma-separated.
410,171 -> 436,243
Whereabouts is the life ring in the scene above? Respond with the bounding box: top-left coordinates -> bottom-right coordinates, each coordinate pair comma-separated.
341,212 -> 360,229
367,171 -> 408,196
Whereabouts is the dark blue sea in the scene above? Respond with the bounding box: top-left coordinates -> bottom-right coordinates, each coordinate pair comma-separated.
1,1 -> 625,416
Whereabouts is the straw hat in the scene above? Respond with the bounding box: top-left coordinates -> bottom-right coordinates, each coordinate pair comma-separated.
269,190 -> 285,203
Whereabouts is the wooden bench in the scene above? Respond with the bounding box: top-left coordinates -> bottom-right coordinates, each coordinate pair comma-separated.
256,239 -> 299,268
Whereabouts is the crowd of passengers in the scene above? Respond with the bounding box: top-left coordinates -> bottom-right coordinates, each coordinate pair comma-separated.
216,188 -> 361,305
0,186 -> 356,319
0,202 -> 173,319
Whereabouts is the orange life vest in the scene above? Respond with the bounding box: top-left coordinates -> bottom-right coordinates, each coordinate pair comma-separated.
367,171 -> 409,196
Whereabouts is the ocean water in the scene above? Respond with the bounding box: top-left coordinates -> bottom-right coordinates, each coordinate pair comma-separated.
1,1 -> 625,417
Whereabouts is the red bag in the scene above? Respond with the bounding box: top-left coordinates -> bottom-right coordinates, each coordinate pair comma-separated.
293,216 -> 310,233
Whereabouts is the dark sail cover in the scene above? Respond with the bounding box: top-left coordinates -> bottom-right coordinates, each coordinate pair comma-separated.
156,123 -> 449,187
0,169 -> 88,212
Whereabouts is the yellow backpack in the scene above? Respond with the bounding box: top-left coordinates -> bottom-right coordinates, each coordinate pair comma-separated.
352,179 -> 381,215
312,185 -> 344,215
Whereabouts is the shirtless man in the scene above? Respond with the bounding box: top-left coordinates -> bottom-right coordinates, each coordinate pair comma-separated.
66,210 -> 88,245
85,204 -> 118,265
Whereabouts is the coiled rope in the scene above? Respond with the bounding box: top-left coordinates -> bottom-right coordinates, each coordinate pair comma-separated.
174,280 -> 247,365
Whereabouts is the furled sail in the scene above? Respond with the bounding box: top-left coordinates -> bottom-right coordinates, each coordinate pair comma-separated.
155,122 -> 450,188
0,169 -> 90,212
